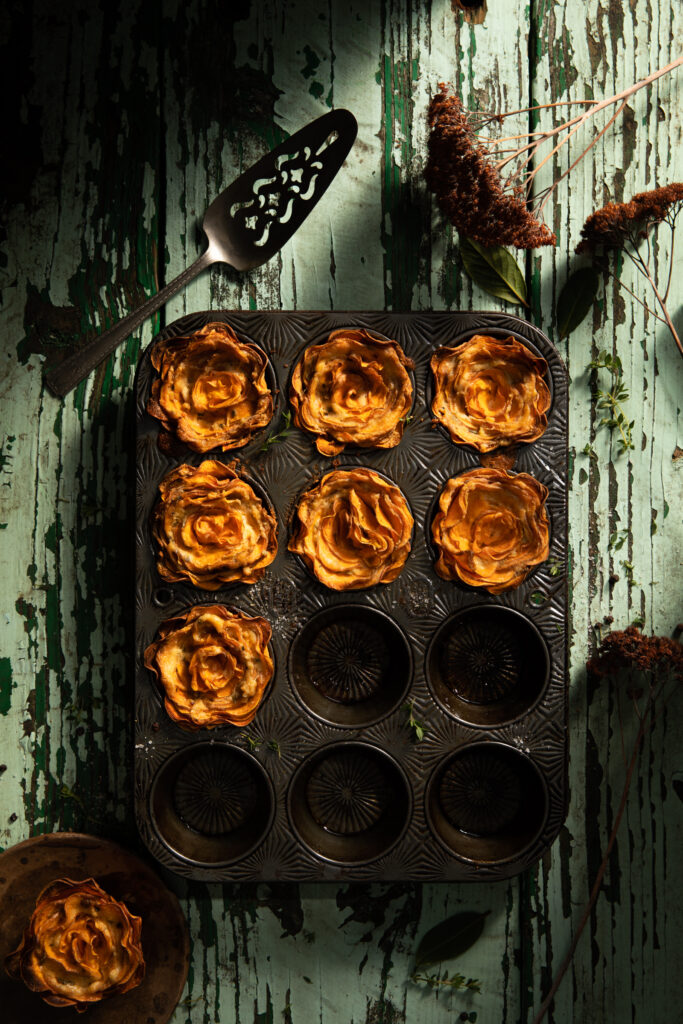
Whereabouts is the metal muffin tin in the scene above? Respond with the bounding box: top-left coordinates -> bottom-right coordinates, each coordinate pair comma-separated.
134,310 -> 568,882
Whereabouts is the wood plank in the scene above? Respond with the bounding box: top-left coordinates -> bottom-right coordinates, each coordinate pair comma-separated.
526,1 -> 683,1020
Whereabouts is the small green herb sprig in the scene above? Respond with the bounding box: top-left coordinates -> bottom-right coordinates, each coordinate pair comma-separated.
410,909 -> 488,1002
245,735 -> 282,757
589,351 -> 634,454
402,701 -> 428,742
411,971 -> 481,993
608,529 -> 628,552
260,411 -> 292,451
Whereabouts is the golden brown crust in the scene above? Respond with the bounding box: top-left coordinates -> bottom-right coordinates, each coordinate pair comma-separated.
290,329 -> 414,456
288,468 -> 413,590
431,334 -> 550,452
152,460 -> 278,590
432,467 -> 549,593
144,604 -> 273,729
147,322 -> 273,452
5,877 -> 144,1012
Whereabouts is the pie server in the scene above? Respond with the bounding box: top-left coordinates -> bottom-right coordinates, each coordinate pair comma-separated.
46,108 -> 358,398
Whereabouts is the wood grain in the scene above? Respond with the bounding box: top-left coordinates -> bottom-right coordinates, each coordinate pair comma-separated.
0,1 -> 681,1022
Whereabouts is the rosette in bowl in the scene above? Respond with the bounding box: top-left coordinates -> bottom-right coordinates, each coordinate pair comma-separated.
144,604 -> 273,729
289,468 -> 413,590
147,322 -> 274,452
432,467 -> 549,593
5,877 -> 144,1012
290,328 -> 414,455
431,334 -> 550,451
152,460 -> 278,589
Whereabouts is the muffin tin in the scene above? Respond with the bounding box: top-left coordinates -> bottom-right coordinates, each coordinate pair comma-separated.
134,310 -> 568,881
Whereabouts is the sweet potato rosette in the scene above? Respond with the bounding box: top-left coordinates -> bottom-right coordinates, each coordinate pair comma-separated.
152,460 -> 277,589
432,467 -> 549,593
147,322 -> 273,452
290,329 -> 414,455
431,334 -> 550,452
144,604 -> 273,729
5,877 -> 144,1012
289,468 -> 413,590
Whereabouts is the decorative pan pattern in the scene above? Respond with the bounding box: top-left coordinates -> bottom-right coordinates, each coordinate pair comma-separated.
134,311 -> 568,882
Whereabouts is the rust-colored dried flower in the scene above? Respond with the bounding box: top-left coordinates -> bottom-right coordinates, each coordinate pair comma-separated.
575,183 -> 683,359
147,322 -> 273,452
5,877 -> 144,1012
290,329 -> 414,456
576,184 -> 683,253
425,85 -> 556,249
587,625 -> 683,682
289,468 -> 413,590
431,334 -> 550,451
432,467 -> 549,592
144,604 -> 273,729
152,460 -> 278,589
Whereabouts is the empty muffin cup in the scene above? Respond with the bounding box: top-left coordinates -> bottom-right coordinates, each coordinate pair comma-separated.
426,605 -> 550,727
150,743 -> 274,866
288,742 -> 411,864
426,742 -> 548,863
288,605 -> 413,727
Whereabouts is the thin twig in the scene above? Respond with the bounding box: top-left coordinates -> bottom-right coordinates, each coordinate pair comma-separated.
602,265 -> 668,325
536,101 -> 627,214
488,57 -> 683,205
626,248 -> 683,357
662,214 -> 677,304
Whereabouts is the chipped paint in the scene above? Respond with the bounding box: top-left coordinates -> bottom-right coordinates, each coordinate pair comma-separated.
1,1 -> 682,1022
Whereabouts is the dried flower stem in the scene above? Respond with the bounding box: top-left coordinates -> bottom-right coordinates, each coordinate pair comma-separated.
486,57 -> 682,208
625,246 -> 683,357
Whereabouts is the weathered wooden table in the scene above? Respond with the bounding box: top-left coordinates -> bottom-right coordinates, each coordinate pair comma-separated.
2,2 -> 681,1021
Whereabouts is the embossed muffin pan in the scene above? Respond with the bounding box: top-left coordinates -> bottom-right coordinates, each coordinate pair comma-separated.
134,311 -> 568,881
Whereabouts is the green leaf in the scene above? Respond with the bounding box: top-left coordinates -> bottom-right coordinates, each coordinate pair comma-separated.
556,267 -> 600,339
459,237 -> 528,306
414,910 -> 489,970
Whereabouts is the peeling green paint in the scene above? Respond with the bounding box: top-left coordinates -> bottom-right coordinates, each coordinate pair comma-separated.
0,658 -> 15,715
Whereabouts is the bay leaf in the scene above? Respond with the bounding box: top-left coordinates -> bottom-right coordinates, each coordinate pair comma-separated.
460,237 -> 528,306
414,910 -> 490,969
556,267 -> 600,338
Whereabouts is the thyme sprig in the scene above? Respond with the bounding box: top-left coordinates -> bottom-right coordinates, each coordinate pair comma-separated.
411,971 -> 481,993
589,351 -> 634,455
260,410 -> 292,451
402,701 -> 428,742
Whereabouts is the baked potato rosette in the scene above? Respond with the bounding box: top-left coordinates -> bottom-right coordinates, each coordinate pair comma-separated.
144,604 -> 273,729
152,460 -> 277,589
431,334 -> 550,452
147,322 -> 273,452
290,329 -> 414,455
5,877 -> 144,1012
432,467 -> 549,593
289,468 -> 413,590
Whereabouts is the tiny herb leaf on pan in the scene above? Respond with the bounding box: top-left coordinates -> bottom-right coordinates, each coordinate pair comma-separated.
267,739 -> 282,758
414,909 -> 490,971
260,410 -> 292,451
459,237 -> 528,306
402,701 -> 428,742
556,267 -> 600,338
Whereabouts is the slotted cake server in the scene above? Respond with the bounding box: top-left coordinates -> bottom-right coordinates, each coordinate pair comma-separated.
46,108 -> 358,398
